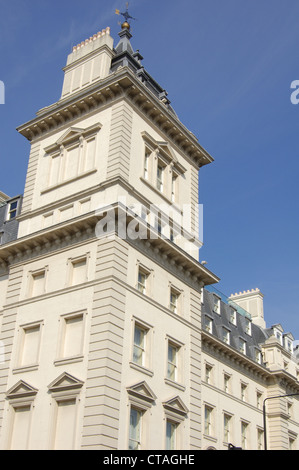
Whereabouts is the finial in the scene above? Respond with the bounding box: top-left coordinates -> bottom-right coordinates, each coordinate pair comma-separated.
115,2 -> 136,31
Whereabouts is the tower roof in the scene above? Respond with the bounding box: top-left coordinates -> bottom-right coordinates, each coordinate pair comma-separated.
111,23 -> 176,115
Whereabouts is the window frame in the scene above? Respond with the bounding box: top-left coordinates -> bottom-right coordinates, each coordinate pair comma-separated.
6,200 -> 19,221
14,321 -> 43,372
55,310 -> 87,365
165,336 -> 184,387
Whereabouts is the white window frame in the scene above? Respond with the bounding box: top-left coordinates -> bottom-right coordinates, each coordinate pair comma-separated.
223,327 -> 230,345
213,295 -> 221,314
244,318 -> 252,336
169,286 -> 181,314
136,263 -> 152,296
14,321 -> 43,372
27,266 -> 48,298
229,308 -> 237,325
223,412 -> 233,444
165,336 -> 185,386
67,253 -> 89,287
55,310 -> 87,365
204,404 -> 214,437
6,200 -> 19,221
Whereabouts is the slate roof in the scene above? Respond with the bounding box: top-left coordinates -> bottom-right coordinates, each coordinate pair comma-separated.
110,27 -> 177,116
0,195 -> 22,246
202,288 -> 269,364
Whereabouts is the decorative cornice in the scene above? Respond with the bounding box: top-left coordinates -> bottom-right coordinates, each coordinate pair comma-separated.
17,67 -> 213,169
0,202 -> 219,287
202,329 -> 299,389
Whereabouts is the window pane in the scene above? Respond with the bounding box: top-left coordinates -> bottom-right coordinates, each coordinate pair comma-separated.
10,406 -> 31,450
167,344 -> 177,380
63,315 -> 84,357
54,399 -> 77,450
31,271 -> 45,297
129,408 -> 141,450
133,326 -> 145,365
166,421 -> 176,450
71,258 -> 87,285
21,325 -> 40,366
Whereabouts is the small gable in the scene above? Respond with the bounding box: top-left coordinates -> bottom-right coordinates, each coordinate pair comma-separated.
6,380 -> 38,400
127,381 -> 157,403
48,372 -> 84,393
163,396 -> 189,416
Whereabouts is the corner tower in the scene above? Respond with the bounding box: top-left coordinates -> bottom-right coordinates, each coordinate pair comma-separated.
0,18 -> 219,450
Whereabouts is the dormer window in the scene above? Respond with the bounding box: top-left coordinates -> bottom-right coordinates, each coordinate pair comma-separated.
229,308 -> 237,325
7,200 -> 18,220
273,326 -> 284,345
244,318 -> 252,336
213,295 -> 220,314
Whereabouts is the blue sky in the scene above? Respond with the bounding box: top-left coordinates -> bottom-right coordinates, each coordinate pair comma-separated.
0,0 -> 299,338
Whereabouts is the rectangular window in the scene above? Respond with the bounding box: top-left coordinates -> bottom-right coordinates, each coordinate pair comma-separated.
144,151 -> 150,180
129,407 -> 142,450
166,420 -> 177,450
224,414 -> 232,443
204,316 -> 213,333
223,328 -> 230,345
241,383 -> 247,402
171,173 -> 178,202
245,318 -> 252,336
137,269 -> 148,295
213,296 -> 220,314
170,289 -> 180,314
59,313 -> 84,360
30,270 -> 46,297
205,364 -> 213,384
18,324 -> 41,368
157,163 -> 164,192
7,201 -> 18,220
10,405 -> 31,450
133,325 -> 146,366
239,338 -> 246,355
241,421 -> 249,449
53,399 -> 77,450
257,429 -> 264,450
65,144 -> 80,181
70,257 -> 87,285
167,343 -> 178,382
255,349 -> 262,364
224,374 -> 231,393
256,392 -> 262,409
204,406 -> 213,436
230,308 -> 237,325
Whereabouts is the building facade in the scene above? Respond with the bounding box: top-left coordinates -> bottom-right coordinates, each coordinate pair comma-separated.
0,22 -> 298,451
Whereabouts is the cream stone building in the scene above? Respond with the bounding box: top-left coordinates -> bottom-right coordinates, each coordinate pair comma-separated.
0,20 -> 298,451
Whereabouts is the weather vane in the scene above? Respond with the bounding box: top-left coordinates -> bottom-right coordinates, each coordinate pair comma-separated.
115,3 -> 136,30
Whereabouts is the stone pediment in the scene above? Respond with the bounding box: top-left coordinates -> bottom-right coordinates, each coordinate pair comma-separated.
127,381 -> 157,403
6,380 -> 38,400
44,123 -> 102,153
57,127 -> 86,145
163,396 -> 189,416
48,372 -> 84,393
141,131 -> 186,174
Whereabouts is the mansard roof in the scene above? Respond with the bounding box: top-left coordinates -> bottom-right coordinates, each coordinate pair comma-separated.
202,288 -> 268,363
